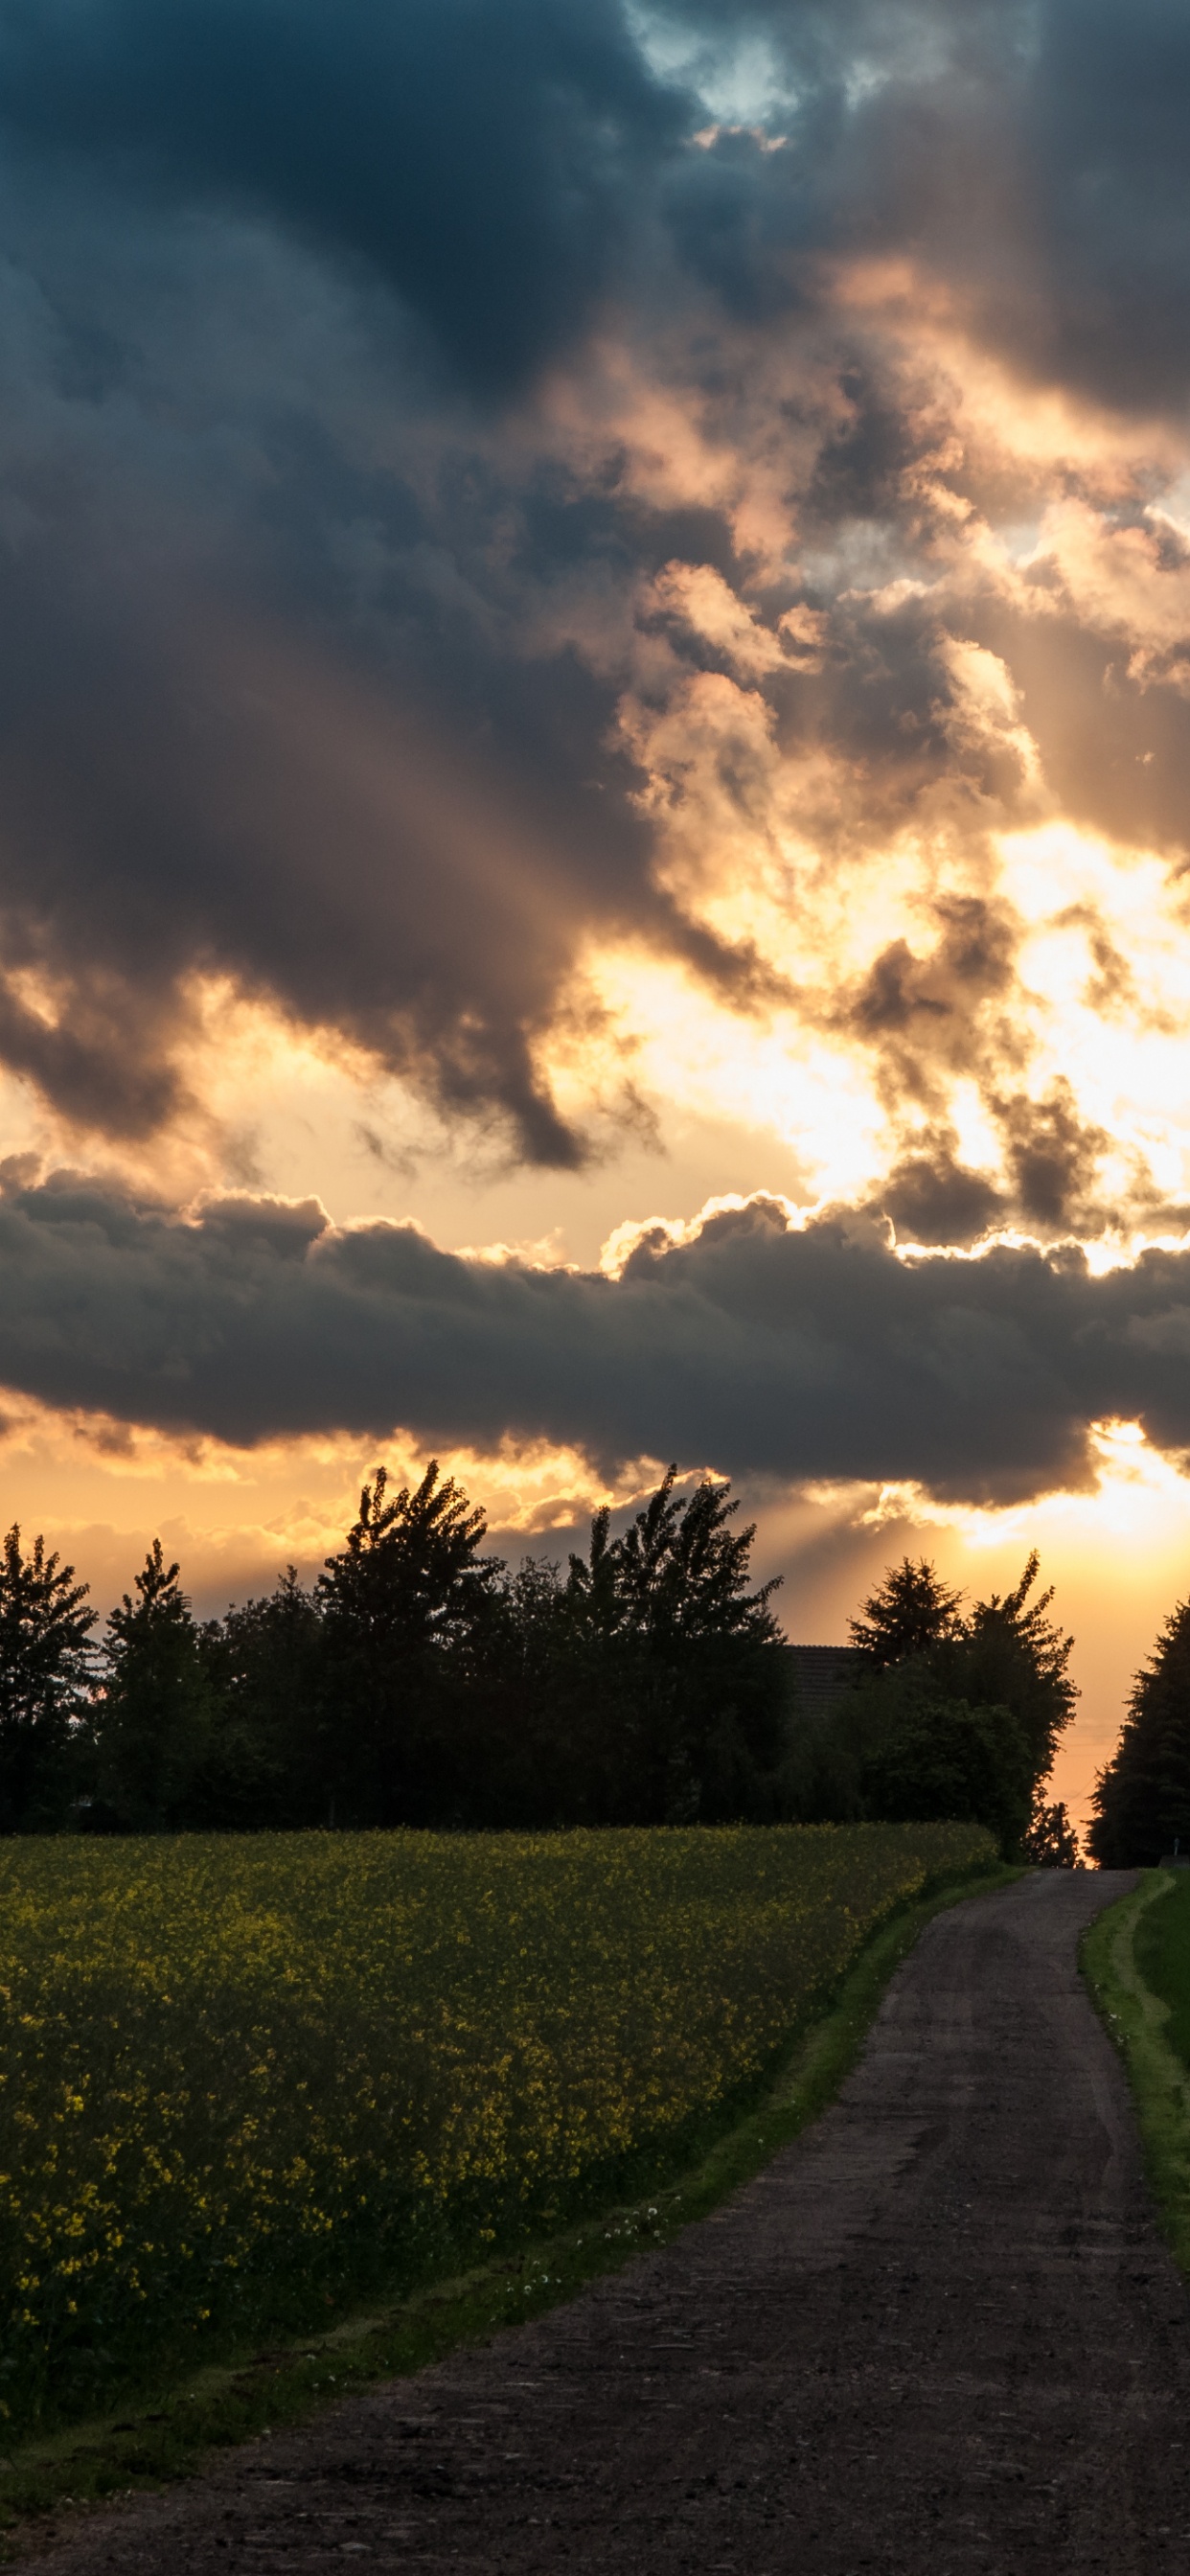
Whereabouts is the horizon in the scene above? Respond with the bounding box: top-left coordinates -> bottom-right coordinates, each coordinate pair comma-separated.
2,0 -> 1190,1836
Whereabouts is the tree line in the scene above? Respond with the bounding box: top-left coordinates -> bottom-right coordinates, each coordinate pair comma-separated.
0,1466 -> 1078,1854
826,1555 -> 1079,1864
1090,1597 -> 1190,1865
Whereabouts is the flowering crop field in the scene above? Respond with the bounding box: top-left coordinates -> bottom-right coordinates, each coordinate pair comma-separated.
0,1821 -> 991,2431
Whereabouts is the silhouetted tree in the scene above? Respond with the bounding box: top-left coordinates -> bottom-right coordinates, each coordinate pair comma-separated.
850,1550 -> 1075,1794
857,1669 -> 1033,1854
316,1463 -> 499,1824
811,1549 -> 1076,1853
0,1525 -> 95,1831
92,1542 -> 216,1830
941,1552 -> 1077,1788
194,1569 -> 324,1827
1089,1598 -> 1190,1866
1023,1795 -> 1082,1867
438,1470 -> 793,1829
849,1558 -> 964,1667
559,1468 -> 790,1823
449,1555 -> 589,1827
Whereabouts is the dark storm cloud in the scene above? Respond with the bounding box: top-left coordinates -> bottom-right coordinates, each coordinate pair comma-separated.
0,0 -> 1187,1172
0,583 -> 645,1164
0,12 -> 790,1164
874,1151 -> 1007,1249
0,0 -> 686,396
660,0 -> 1190,413
11,0 -> 1183,413
5,1176 -> 1190,1506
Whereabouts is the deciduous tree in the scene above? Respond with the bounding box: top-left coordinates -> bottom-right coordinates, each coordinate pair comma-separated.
317,1462 -> 499,1824
195,1569 -> 324,1827
1023,1795 -> 1082,1867
826,1549 -> 1076,1853
560,1467 -> 790,1824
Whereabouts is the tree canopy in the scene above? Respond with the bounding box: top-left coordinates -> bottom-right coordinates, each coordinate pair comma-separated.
1088,1598 -> 1190,1867
315,1462 -> 500,1827
849,1558 -> 964,1667
0,1480 -> 1079,1856
0,1525 -> 95,1830
89,1541 -> 215,1831
810,1548 -> 1077,1856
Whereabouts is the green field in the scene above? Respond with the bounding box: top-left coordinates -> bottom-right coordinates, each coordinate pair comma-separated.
0,1821 -> 992,2435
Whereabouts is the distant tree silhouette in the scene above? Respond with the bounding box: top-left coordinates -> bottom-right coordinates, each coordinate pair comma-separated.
609,1467 -> 782,1647
1089,1598 -> 1190,1866
822,1549 -> 1076,1853
947,1552 -> 1077,1788
560,1467 -> 789,1823
1023,1795 -> 1082,1867
92,1541 -> 216,1830
857,1671 -> 1032,1854
0,1525 -> 95,1830
849,1559 -> 964,1667
316,1463 -> 500,1825
195,1569 -> 323,1827
0,1473 -> 1085,1847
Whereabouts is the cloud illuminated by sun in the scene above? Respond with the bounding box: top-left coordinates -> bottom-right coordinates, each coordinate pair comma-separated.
828,1420 -> 1190,1560
0,1387 -> 670,1560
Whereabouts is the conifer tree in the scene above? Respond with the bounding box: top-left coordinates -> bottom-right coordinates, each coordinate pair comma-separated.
1089,1598 -> 1190,1866
849,1558 -> 964,1666
95,1541 -> 215,1830
0,1525 -> 95,1830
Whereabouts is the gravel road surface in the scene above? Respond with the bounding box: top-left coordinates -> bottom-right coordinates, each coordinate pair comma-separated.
21,1867 -> 1190,2574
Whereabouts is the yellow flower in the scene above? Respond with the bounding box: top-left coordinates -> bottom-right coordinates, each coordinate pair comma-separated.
0,1819 -> 990,2428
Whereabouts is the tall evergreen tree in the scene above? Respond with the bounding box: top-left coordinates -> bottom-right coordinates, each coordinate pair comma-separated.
849,1558 -> 964,1666
0,1525 -> 95,1830
93,1542 -> 216,1830
1089,1598 -> 1190,1866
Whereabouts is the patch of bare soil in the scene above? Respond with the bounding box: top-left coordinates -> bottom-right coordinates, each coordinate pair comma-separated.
20,1869 -> 1189,2574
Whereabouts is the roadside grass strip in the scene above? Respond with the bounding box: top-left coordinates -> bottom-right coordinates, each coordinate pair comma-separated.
1081,1869 -> 1190,2271
0,1845 -> 1011,2554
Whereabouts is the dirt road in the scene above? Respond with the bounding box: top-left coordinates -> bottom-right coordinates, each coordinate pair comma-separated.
22,1868 -> 1190,2574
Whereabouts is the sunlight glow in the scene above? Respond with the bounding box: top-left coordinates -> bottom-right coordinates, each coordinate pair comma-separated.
855,1422 -> 1190,1559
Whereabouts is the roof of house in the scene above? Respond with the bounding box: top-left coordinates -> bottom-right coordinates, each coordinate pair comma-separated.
787,1642 -> 866,1720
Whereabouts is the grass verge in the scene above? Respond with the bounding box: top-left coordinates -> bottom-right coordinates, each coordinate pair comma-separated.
0,1855 -> 1015,2557
1082,1866 -> 1190,2272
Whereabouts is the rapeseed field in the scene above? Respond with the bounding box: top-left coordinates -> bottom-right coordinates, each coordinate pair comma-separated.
0,1821 -> 990,2428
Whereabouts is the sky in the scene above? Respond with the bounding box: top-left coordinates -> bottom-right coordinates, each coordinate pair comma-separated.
4,0 -> 1190,1829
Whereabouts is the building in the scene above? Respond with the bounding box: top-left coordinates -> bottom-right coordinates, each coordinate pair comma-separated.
787,1644 -> 865,1722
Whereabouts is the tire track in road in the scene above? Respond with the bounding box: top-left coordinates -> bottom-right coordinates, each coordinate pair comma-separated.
23,1869 -> 1190,2575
